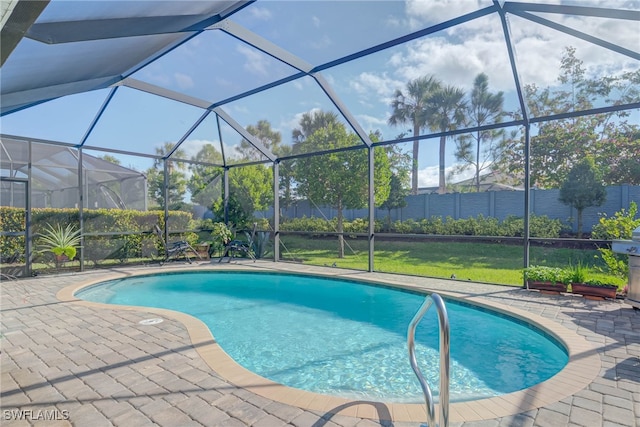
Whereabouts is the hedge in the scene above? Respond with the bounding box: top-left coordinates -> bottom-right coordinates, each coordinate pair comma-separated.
0,207 -> 196,264
279,213 -> 564,238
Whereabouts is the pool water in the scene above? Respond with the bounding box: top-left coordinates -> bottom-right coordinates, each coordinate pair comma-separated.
77,271 -> 568,403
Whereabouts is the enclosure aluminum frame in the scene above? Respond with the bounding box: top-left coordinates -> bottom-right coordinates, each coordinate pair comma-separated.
1,0 -> 639,277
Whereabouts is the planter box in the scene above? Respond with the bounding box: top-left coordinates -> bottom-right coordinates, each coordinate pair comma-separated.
571,283 -> 617,300
527,281 -> 568,294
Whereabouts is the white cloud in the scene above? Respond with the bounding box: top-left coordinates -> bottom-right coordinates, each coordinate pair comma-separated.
174,72 -> 194,89
405,0 -> 485,30
141,67 -> 171,87
388,29 -> 518,92
417,163 -> 475,188
417,165 -> 440,187
356,113 -> 389,133
249,7 -> 272,21
312,16 -> 321,28
381,3 -> 640,95
350,72 -> 402,104
309,34 -> 332,50
237,45 -> 269,76
281,107 -> 323,134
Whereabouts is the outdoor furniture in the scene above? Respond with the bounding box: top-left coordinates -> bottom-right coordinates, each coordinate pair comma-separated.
153,225 -> 200,265
218,224 -> 256,263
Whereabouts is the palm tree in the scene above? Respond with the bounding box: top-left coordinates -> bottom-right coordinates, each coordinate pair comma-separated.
428,85 -> 467,194
292,110 -> 341,146
238,119 -> 282,161
388,76 -> 441,195
462,73 -> 504,192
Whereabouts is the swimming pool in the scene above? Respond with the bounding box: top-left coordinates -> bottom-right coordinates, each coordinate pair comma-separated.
76,271 -> 568,404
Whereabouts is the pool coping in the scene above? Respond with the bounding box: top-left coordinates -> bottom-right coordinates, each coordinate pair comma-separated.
57,264 -> 601,423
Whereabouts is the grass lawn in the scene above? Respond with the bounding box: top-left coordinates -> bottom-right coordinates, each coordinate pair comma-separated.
278,235 -> 624,288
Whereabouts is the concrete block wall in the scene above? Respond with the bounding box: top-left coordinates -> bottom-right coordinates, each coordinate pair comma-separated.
262,185 -> 639,234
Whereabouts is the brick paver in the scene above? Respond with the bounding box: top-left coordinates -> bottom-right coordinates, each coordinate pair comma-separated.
1,261 -> 638,426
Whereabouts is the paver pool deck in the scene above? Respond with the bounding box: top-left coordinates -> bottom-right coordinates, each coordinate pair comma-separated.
1,260 -> 639,426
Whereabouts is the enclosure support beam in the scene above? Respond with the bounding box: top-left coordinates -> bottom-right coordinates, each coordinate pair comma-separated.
273,161 -> 280,263
368,147 -> 375,273
523,124 -> 531,282
496,0 -> 532,285
26,142 -> 33,277
78,148 -> 85,272
223,167 -> 230,225
163,160 -> 169,244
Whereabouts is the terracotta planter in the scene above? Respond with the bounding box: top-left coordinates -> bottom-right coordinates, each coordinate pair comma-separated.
194,244 -> 210,260
571,283 -> 618,300
54,254 -> 69,265
527,281 -> 568,294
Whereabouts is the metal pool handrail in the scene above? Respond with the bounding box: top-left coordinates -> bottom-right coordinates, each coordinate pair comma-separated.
407,293 -> 450,427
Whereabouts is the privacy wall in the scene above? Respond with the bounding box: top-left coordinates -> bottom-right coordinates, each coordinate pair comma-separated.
263,185 -> 639,234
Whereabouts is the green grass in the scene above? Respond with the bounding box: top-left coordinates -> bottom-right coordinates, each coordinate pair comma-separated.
20,234 -> 623,290
278,235 -> 624,288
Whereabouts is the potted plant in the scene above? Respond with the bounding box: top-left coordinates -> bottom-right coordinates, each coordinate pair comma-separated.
567,261 -> 587,286
523,266 -> 569,294
571,279 -> 618,300
210,222 -> 233,258
38,223 -> 82,267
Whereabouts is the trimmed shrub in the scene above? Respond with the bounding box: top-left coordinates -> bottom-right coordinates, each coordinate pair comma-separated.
278,213 -> 563,238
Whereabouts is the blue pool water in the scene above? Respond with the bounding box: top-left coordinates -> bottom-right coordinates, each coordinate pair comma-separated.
77,271 -> 568,403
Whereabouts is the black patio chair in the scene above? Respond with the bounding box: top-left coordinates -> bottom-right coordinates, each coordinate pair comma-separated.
153,225 -> 200,265
218,223 -> 256,263
0,251 -> 21,280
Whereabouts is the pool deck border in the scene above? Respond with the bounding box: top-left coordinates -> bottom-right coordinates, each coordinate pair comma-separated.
54,263 -> 602,424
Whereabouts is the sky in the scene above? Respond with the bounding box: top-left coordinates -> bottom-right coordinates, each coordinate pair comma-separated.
2,0 -> 639,188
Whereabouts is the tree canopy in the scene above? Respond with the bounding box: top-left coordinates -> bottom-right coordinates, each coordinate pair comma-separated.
389,76 -> 441,195
294,118 -> 391,257
146,142 -> 188,210
454,73 -> 505,192
495,46 -> 640,188
188,144 -> 223,206
559,157 -> 606,238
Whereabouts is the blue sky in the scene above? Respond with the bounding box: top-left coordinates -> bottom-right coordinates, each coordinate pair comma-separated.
2,0 -> 638,187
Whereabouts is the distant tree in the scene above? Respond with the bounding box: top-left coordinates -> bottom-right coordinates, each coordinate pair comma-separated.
146,142 -> 188,209
292,110 -> 341,145
212,193 -> 251,230
378,144 -> 410,230
594,122 -> 640,185
427,85 -> 467,194
286,110 -> 344,215
99,154 -> 121,165
454,73 -> 504,192
274,144 -> 296,217
389,76 -> 441,195
237,119 -> 282,160
227,165 -> 273,229
146,167 -> 187,210
495,47 -> 640,188
188,144 -> 224,206
294,119 -> 391,258
559,157 -> 606,238
379,173 -> 408,231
